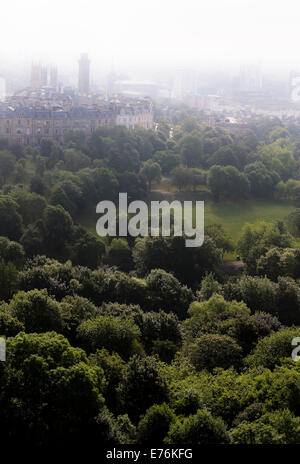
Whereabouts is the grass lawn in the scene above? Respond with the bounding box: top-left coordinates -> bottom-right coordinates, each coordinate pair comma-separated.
204,199 -> 298,242
77,191 -> 299,256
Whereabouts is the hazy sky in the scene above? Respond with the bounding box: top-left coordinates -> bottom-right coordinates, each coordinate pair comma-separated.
1,0 -> 300,75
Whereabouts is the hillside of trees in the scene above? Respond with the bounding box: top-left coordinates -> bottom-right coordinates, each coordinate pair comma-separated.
1,114 -> 300,445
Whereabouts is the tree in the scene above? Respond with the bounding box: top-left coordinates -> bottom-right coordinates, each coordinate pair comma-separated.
231,422 -> 283,444
10,188 -> 47,226
245,327 -> 300,369
0,150 -> 16,184
30,175 -> 46,196
0,236 -> 25,267
0,196 -> 23,240
60,295 -> 98,342
145,268 -> 193,319
108,147 -> 140,173
186,333 -> 243,371
166,409 -> 229,444
0,331 -> 106,445
42,205 -> 74,254
89,349 -> 125,411
196,273 -> 222,301
72,227 -> 105,269
8,289 -> 62,333
137,310 -> 182,353
133,235 -> 221,286
208,145 -> 240,168
0,311 -> 24,336
63,148 -> 91,172
207,165 -> 250,201
287,209 -> 300,235
244,161 -> 280,198
0,260 -> 19,300
117,355 -> 169,422
77,315 -> 143,359
137,403 -> 176,444
179,135 -> 203,167
153,150 -> 180,175
107,238 -> 133,271
140,160 -> 162,189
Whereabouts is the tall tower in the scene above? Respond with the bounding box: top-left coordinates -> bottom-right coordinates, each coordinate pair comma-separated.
40,66 -> 48,86
30,63 -> 41,89
50,66 -> 58,88
78,53 -> 90,95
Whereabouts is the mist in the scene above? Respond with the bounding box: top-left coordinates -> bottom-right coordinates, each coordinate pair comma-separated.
1,0 -> 300,77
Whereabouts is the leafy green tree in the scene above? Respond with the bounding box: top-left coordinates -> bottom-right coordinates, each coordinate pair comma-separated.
0,196 -> 23,241
77,315 -> 143,359
107,238 -> 133,271
186,333 -> 243,371
8,289 -> 62,333
42,204 -> 74,255
0,150 -> 16,184
117,355 -> 169,422
246,327 -> 300,369
60,295 -> 98,341
137,403 -> 176,444
0,236 -> 25,267
145,268 -> 193,318
287,208 -> 300,235
0,260 -> 19,300
71,227 -> 105,269
231,422 -> 283,444
244,161 -> 280,197
63,148 -> 90,172
208,165 -> 250,201
108,147 -> 140,173
166,409 -> 230,444
0,311 -> 24,336
0,332 -> 105,445
179,135 -> 203,167
140,160 -> 162,189
133,235 -> 221,286
89,349 -> 125,411
153,150 -> 180,175
196,273 -> 222,301
10,188 -> 47,226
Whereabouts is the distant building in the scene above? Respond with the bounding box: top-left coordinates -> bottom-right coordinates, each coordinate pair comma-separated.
30,63 -> 58,89
78,53 -> 90,95
239,65 -> 262,91
30,63 -> 42,89
50,66 -> 58,89
115,80 -> 159,98
0,77 -> 5,101
40,66 -> 48,86
0,89 -> 153,146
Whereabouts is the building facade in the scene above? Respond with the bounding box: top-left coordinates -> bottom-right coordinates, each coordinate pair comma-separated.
0,96 -> 153,146
78,53 -> 90,95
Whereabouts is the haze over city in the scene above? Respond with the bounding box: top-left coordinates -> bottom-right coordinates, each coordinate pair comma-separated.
2,0 -> 300,77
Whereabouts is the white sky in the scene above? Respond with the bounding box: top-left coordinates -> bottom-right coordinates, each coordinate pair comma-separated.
1,0 -> 300,74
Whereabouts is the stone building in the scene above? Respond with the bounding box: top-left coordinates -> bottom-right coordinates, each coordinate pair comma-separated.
0,97 -> 153,146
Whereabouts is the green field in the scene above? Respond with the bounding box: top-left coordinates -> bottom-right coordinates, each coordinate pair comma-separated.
204,199 -> 297,242
78,194 -> 299,256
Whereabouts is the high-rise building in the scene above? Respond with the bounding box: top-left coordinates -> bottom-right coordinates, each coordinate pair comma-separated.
50,66 -> 58,89
30,63 -> 41,89
41,66 -> 48,86
78,53 -> 90,95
